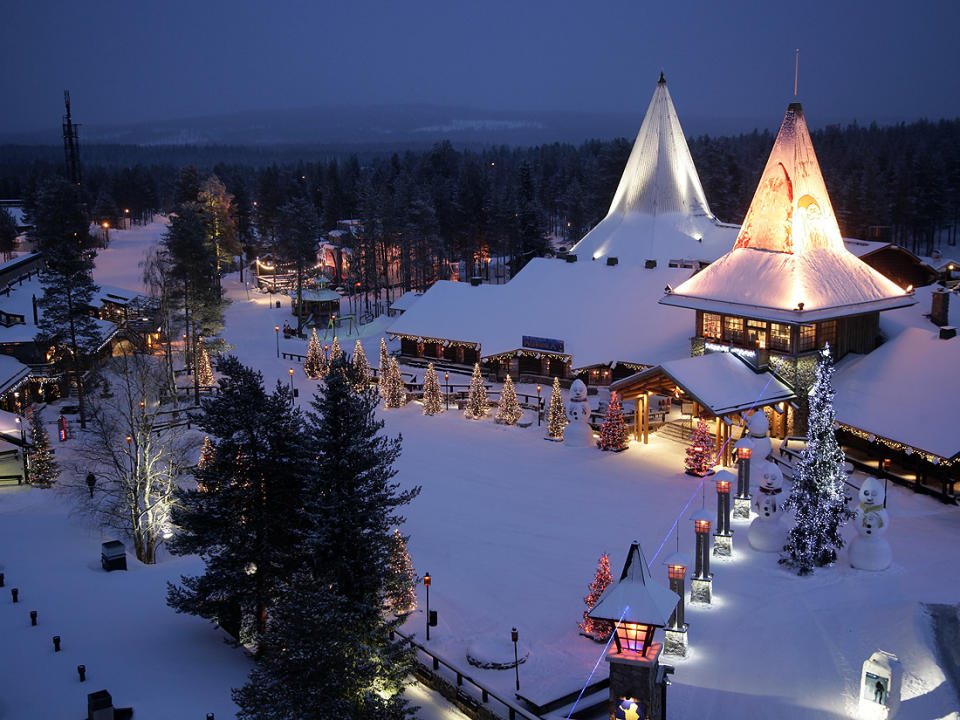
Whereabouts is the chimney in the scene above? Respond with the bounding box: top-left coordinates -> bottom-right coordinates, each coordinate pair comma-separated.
931,288 -> 950,326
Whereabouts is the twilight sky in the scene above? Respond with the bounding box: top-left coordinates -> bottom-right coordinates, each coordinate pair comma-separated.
2,0 -> 959,135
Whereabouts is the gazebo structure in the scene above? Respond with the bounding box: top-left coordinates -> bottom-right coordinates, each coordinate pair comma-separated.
289,283 -> 341,327
659,102 -> 914,433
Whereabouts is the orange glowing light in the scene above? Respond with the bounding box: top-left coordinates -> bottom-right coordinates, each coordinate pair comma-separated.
695,519 -> 711,534
738,447 -> 752,460
668,564 -> 687,580
716,479 -> 731,494
617,622 -> 652,654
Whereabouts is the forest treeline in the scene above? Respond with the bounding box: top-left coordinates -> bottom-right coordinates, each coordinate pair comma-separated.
2,116 -> 958,290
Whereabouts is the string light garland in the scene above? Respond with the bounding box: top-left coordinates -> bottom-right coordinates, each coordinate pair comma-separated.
351,339 -> 370,390
839,424 -> 955,468
378,338 -> 390,400
196,343 -> 214,387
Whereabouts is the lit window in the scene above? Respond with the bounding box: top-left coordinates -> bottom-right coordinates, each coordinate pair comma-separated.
798,324 -> 816,351
702,313 -> 721,340
819,320 -> 837,348
770,323 -> 792,351
747,320 -> 768,348
723,316 -> 745,345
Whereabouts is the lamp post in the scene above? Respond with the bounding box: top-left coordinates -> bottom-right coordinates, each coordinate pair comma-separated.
288,368 -> 295,395
735,446 -> 752,519
125,435 -> 134,480
663,552 -> 690,657
15,417 -> 27,483
512,627 -> 520,690
444,372 -> 450,410
101,221 -> 109,244
274,326 -> 280,358
690,509 -> 713,604
536,384 -> 542,426
424,572 -> 431,641
713,470 -> 734,557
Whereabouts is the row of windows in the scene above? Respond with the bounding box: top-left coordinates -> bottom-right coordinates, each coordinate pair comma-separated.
702,313 -> 837,353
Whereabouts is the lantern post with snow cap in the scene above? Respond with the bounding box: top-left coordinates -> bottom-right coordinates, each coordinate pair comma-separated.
690,508 -> 714,603
713,469 -> 735,557
662,551 -> 691,657
587,541 -> 679,720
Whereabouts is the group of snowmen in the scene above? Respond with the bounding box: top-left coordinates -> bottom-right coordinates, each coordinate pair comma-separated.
736,411 -> 891,571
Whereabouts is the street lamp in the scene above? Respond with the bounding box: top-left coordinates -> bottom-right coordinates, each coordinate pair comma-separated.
536,384 -> 542,426
424,572 -> 431,640
288,368 -> 295,394
125,435 -> 134,479
274,326 -> 280,357
444,372 -> 450,410
512,627 -> 520,690
15,417 -> 27,483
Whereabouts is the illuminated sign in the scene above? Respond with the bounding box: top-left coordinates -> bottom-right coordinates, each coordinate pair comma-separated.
522,336 -> 564,353
704,342 -> 757,363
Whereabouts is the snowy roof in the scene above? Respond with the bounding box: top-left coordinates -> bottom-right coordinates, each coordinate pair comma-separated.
588,541 -> 679,628
834,326 -> 960,460
662,103 -> 914,322
289,287 -> 340,302
570,74 -> 739,267
94,284 -> 145,307
842,238 -> 891,258
388,259 -> 696,369
918,253 -> 960,272
389,291 -> 424,312
0,354 -> 30,394
0,275 -> 116,345
879,284 -> 958,339
611,351 -> 795,416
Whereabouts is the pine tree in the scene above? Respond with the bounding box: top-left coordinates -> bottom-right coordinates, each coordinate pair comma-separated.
385,529 -> 417,615
496,374 -> 522,425
0,206 -> 17,261
196,343 -> 214,386
197,436 -> 214,470
352,339 -> 370,389
382,357 -> 406,409
578,554 -> 614,640
597,392 -> 627,451
304,328 -> 327,379
421,363 -> 443,415
27,409 -> 59,487
781,346 -> 855,575
167,357 -> 313,647
463,363 -> 488,419
378,337 -> 390,390
546,376 -> 567,440
330,336 -> 343,364
685,416 -> 715,476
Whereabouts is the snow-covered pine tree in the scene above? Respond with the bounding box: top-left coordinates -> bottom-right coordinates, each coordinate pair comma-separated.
781,345 -> 855,574
546,376 -> 567,441
352,339 -> 370,390
578,553 -> 614,640
463,363 -> 488,420
496,374 -> 522,425
597,392 -> 627,451
382,357 -> 406,409
329,336 -> 343,364
378,337 -> 390,398
685,416 -> 714,476
385,529 -> 417,615
27,409 -> 59,487
421,363 -> 443,415
304,328 -> 327,379
196,343 -> 214,386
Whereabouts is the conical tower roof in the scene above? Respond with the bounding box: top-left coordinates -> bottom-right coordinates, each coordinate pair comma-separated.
661,103 -> 914,323
588,541 -> 679,627
571,74 -> 738,267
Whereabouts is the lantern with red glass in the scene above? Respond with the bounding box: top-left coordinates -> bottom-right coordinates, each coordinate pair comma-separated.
736,445 -> 752,499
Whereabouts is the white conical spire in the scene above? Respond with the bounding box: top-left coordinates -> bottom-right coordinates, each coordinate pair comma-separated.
587,541 -> 679,627
570,74 -> 737,267
608,72 -> 712,219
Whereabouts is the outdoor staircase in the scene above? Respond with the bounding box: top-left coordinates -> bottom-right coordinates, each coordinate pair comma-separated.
656,419 -> 695,445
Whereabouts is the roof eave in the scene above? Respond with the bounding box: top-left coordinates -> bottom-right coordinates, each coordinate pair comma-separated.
658,293 -> 916,323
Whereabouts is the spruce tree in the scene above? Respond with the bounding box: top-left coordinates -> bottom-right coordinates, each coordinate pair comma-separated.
578,553 -> 614,640
304,328 -> 327,379
597,392 -> 627,451
330,336 -> 343,364
352,339 -> 370,390
196,343 -> 214,386
463,363 -> 488,419
496,374 -> 522,425
781,346 -> 855,575
167,356 -> 313,646
27,409 -> 59,487
546,376 -> 567,441
421,362 -> 443,415
378,337 -> 390,388
385,529 -> 417,615
382,357 -> 406,409
685,417 -> 715,476
276,194 -> 316,332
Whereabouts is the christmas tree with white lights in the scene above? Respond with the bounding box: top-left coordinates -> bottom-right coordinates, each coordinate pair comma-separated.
382,357 -> 406,409
496,375 -> 522,425
463,363 -> 488,419
421,363 -> 443,415
197,343 -> 214,386
330,336 -> 343,364
597,392 -> 627,451
352,339 -> 370,389
378,338 -> 390,400
781,345 -> 855,575
578,553 -> 613,640
685,416 -> 714,476
304,328 -> 327,379
546,376 -> 566,441
28,409 -> 58,487
385,529 -> 417,615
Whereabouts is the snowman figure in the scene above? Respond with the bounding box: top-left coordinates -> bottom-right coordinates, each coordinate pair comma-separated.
564,379 -> 594,447
849,476 -> 892,571
747,460 -> 787,552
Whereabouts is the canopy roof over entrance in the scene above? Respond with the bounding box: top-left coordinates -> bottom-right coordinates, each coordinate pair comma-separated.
610,351 -> 795,417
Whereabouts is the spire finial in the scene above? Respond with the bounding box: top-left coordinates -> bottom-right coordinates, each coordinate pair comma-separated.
794,48 -> 799,97
658,71 -> 666,85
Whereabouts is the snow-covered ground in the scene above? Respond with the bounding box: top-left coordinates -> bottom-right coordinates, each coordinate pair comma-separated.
2,221 -> 958,719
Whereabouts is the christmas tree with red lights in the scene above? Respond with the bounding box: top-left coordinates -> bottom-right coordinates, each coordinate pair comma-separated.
685,416 -> 715,476
597,392 -> 627,451
578,553 -> 614,640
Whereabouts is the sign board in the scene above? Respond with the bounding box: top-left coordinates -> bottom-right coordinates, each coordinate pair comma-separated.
522,336 -> 565,353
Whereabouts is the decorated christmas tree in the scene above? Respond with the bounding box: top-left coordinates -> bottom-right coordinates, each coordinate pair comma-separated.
496,374 -> 522,425
685,416 -> 715,476
330,336 -> 343,364
382,357 -> 406,409
421,363 -> 443,415
597,392 -> 627,451
781,345 -> 855,575
28,409 -> 59,487
197,436 -> 215,470
546,376 -> 567,441
196,343 -> 214,386
378,338 -> 390,399
463,363 -> 488,419
304,328 -> 327,379
578,553 -> 614,640
352,339 -> 370,389
385,529 -> 417,615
